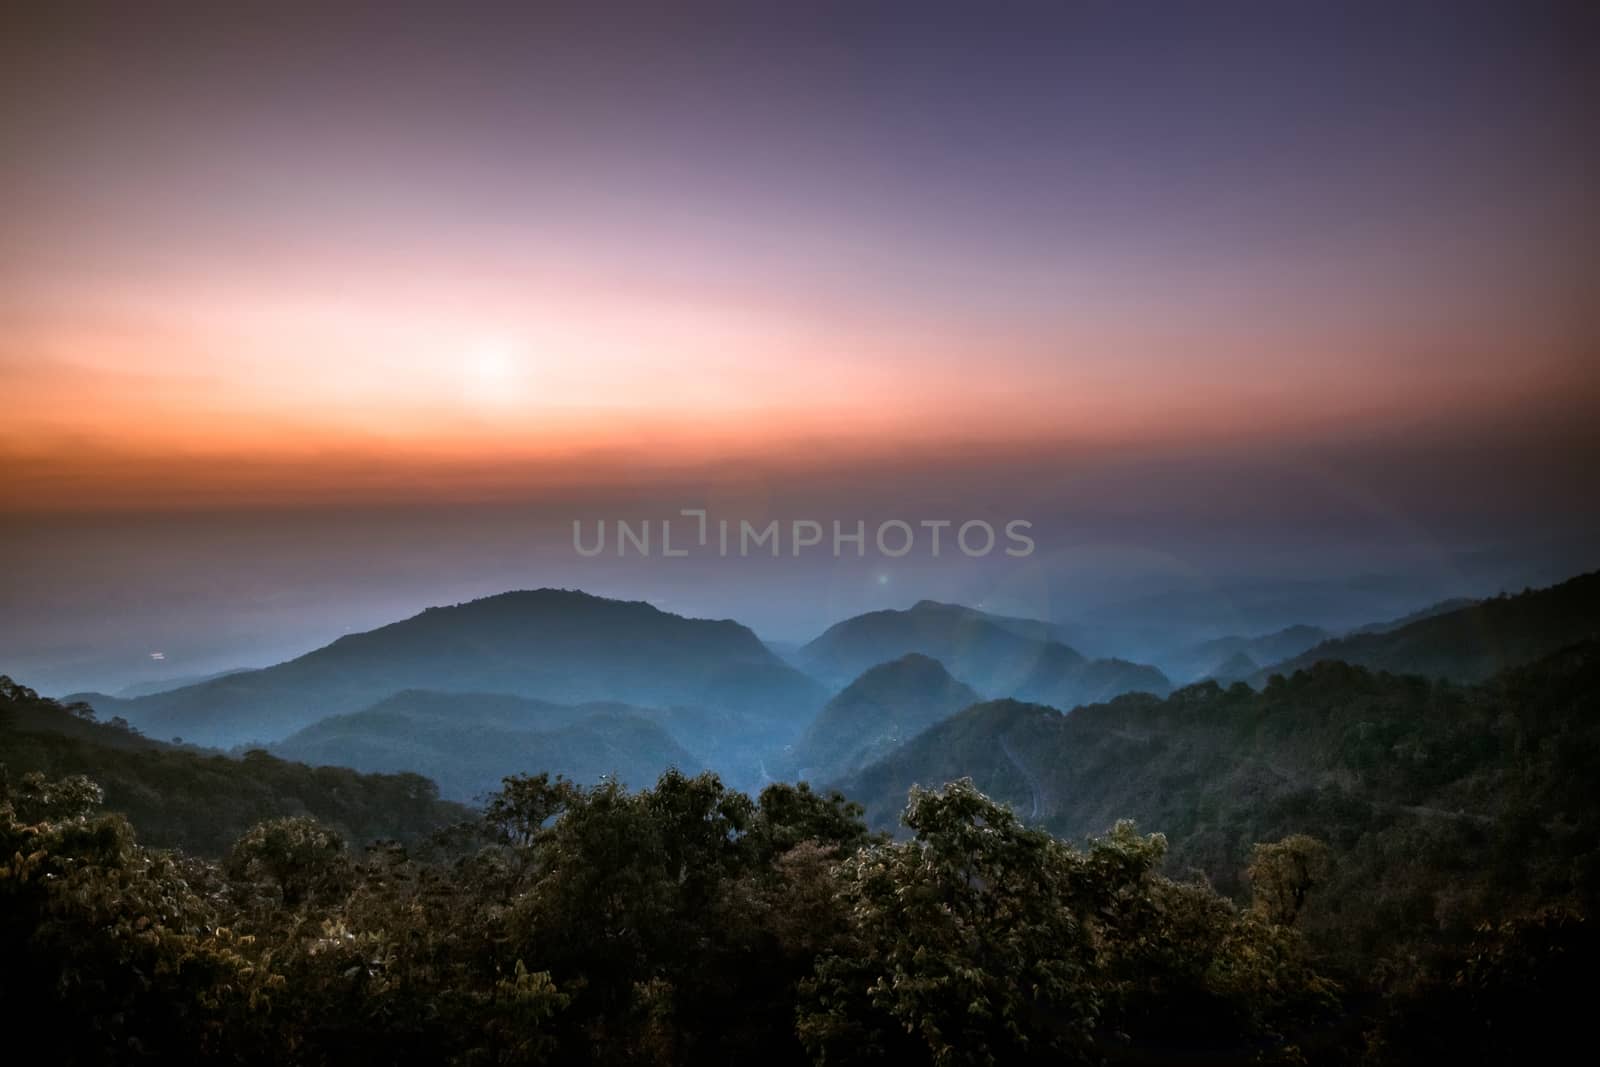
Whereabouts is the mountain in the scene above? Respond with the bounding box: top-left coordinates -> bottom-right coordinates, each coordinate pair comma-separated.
115,667 -> 254,699
798,599 -> 1168,706
1203,650 -> 1258,683
1060,573 -> 1465,666
1168,624 -> 1330,682
1347,597 -> 1478,635
834,697 -> 1057,830
0,675 -> 468,856
785,654 -> 980,782
271,689 -> 699,802
834,642 -> 1600,962
1011,648 -> 1171,709
1255,570 -> 1600,684
799,600 -> 1057,692
70,589 -> 828,749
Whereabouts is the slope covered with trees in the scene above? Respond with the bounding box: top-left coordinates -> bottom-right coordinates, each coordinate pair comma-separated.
836,643 -> 1600,970
1255,570 -> 1600,683
1,677 -> 469,855
784,653 -> 980,782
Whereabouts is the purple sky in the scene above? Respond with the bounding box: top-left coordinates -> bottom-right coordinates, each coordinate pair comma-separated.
1,2 -> 1595,691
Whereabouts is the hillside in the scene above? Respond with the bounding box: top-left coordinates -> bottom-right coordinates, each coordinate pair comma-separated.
1167,624 -> 1330,682
786,654 -> 980,782
1349,597 -> 1478,635
71,589 -> 828,747
0,676 -> 469,855
799,599 -> 1168,706
115,667 -> 255,699
1205,650 -> 1259,683
271,689 -> 700,801
836,643 -> 1600,963
1256,570 -> 1600,683
1011,646 -> 1171,709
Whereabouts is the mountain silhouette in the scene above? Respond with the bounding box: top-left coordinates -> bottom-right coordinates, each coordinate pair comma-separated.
1254,571 -> 1600,684
271,689 -> 699,802
785,654 -> 980,782
1168,624 -> 1329,682
72,589 -> 827,748
799,599 -> 1167,705
1203,650 -> 1259,684
1011,647 -> 1171,709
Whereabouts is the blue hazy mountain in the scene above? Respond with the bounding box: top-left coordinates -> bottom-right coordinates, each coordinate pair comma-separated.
114,667 -> 255,699
1254,571 -> 1600,683
1167,624 -> 1331,683
72,589 -> 828,749
785,654 -> 981,783
271,689 -> 699,802
798,599 -> 1169,707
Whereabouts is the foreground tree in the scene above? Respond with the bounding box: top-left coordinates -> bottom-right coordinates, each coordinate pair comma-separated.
798,780 -> 1105,1065
0,771 -> 279,1065
798,781 -> 1341,1066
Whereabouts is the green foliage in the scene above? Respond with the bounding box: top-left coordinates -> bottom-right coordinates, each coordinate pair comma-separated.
1248,834 -> 1332,925
798,783 -> 1338,1066
0,769 -> 281,1064
799,779 -> 1102,1065
226,815 -> 351,909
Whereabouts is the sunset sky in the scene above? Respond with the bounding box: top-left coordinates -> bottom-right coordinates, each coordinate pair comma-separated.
2,3 -> 1596,690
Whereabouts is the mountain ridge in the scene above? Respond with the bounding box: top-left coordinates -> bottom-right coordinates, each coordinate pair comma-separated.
271,687 -> 700,802
799,599 -> 1168,707
1252,570 -> 1600,684
72,588 -> 826,748
787,653 -> 981,782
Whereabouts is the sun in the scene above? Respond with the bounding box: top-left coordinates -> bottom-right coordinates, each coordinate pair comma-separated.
461,339 -> 528,409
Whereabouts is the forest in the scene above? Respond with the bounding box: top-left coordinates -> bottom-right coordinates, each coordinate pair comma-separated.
3,656 -> 1593,1066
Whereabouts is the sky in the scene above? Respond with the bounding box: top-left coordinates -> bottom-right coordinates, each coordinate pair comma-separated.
1,2 -> 1596,691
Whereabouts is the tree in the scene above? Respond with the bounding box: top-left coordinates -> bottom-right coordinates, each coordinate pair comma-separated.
0,770 -> 279,1064
1247,834 -> 1331,926
799,779 -> 1104,1066
227,815 -> 351,910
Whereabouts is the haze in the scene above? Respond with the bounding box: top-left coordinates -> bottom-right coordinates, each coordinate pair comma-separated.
2,3 -> 1595,692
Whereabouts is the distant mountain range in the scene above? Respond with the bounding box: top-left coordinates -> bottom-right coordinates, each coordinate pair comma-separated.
831,570 -> 1600,843
1346,597 -> 1478,636
1253,571 -> 1600,683
1058,572 -> 1474,664
55,570 -> 1600,822
12,563 -> 1599,961
1204,650 -> 1260,683
271,689 -> 699,802
114,667 -> 255,699
72,589 -> 827,749
1166,624 -> 1331,683
798,599 -> 1171,707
